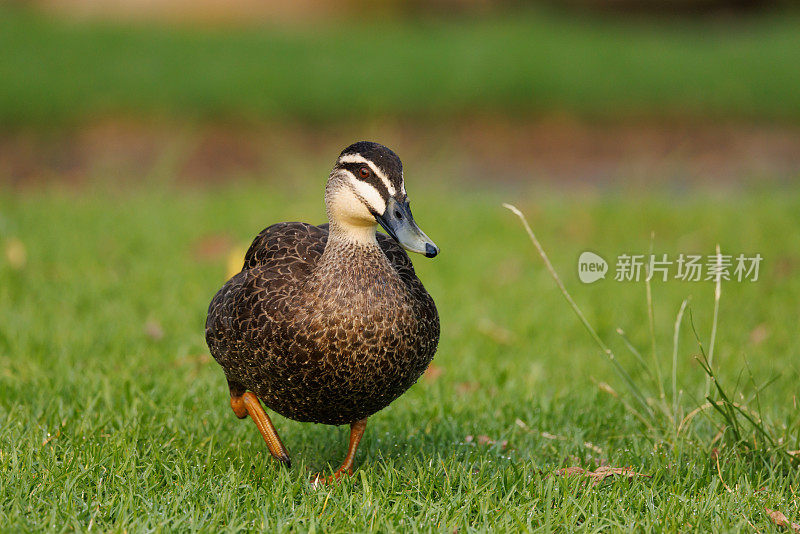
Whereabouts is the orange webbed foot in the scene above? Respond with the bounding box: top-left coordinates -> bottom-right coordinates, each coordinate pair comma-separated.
308,418 -> 367,485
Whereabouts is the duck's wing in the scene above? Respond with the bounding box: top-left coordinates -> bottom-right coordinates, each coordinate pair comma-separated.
206,222 -> 328,383
376,232 -> 417,278
241,221 -> 415,278
375,231 -> 438,349
241,222 -> 328,274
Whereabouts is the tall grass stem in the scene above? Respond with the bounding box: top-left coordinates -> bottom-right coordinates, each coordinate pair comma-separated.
672,298 -> 690,432
503,203 -> 652,416
646,234 -> 665,401
704,245 -> 722,397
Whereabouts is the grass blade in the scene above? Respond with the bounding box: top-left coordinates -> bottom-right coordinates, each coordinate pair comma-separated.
672,298 -> 690,430
645,233 -> 665,401
616,328 -> 655,380
503,203 -> 653,417
704,244 -> 722,397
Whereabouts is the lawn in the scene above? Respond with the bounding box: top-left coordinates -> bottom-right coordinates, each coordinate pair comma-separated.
1,173 -> 798,531
2,6 -> 800,126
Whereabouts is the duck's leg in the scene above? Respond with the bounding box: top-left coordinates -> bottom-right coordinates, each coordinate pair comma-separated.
311,418 -> 368,484
230,390 -> 291,468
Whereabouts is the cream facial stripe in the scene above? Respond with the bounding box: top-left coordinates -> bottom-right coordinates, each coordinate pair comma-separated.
344,172 -> 387,215
338,154 -> 396,196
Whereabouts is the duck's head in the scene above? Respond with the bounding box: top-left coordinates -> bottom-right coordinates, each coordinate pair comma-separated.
325,141 -> 439,258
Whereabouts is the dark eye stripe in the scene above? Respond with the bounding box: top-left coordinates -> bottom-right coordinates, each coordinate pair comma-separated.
340,162 -> 390,199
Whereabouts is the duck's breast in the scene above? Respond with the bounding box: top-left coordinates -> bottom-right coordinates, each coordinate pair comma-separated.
253,257 -> 438,424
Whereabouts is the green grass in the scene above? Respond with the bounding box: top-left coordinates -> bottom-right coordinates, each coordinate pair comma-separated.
3,7 -> 800,126
1,172 -> 799,531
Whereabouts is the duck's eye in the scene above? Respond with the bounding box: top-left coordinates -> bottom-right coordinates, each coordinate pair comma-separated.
359,167 -> 371,178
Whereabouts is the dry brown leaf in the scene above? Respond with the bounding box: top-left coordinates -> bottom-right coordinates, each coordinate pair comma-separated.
584,441 -> 603,454
464,435 -> 509,450
455,382 -> 480,395
192,233 -> 235,262
42,428 -> 61,447
173,353 -> 211,367
144,319 -> 164,341
4,238 -> 27,269
596,382 -> 618,398
477,318 -> 514,345
555,466 -> 587,476
766,509 -> 800,533
423,364 -> 443,382
514,418 -> 532,432
553,466 -> 649,487
749,323 -> 770,345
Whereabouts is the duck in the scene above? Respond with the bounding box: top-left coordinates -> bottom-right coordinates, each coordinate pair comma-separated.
205,141 -> 440,482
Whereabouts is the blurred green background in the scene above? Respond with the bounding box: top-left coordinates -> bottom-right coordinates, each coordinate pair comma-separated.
2,1 -> 799,531
2,0 -> 799,188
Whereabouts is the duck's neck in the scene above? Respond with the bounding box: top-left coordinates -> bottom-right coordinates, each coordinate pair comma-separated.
326,221 -> 380,249
305,221 -> 400,306
314,221 -> 390,278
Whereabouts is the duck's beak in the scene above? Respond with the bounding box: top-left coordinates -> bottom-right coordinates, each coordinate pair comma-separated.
375,197 -> 439,258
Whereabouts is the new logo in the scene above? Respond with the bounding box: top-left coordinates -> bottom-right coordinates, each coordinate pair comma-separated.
578,251 -> 608,283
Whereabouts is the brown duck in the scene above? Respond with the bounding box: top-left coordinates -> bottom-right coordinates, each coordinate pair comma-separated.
205,142 -> 439,482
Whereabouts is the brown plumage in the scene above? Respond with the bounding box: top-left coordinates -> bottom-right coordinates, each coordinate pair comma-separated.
205,142 -> 439,481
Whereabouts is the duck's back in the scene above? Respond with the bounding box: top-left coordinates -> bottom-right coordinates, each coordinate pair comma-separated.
205,222 -> 326,391
241,222 -> 328,274
205,222 -> 439,425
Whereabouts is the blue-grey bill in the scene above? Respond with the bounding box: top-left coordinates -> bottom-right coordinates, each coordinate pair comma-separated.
375,198 -> 439,258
